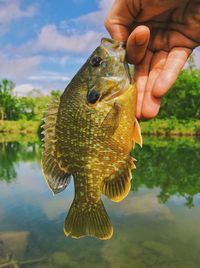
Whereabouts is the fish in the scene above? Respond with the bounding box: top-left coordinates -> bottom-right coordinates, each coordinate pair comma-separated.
41,38 -> 142,240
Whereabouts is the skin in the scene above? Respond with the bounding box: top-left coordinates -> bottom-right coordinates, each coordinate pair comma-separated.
105,0 -> 200,119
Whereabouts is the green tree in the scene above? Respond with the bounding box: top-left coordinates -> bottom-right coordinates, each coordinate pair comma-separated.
17,97 -> 35,120
158,69 -> 200,119
50,90 -> 61,98
0,79 -> 18,120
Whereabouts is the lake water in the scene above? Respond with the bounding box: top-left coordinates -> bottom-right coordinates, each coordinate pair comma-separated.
0,136 -> 200,268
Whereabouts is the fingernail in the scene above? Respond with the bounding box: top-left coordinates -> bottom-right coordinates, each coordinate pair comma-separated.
135,33 -> 148,46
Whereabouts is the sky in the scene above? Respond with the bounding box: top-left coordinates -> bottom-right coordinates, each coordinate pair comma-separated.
0,0 -> 114,95
0,0 -> 199,96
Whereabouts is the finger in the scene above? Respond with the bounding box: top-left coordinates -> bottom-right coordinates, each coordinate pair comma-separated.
141,50 -> 168,119
126,26 -> 150,64
134,50 -> 153,119
142,92 -> 161,119
152,47 -> 192,98
104,0 -> 137,41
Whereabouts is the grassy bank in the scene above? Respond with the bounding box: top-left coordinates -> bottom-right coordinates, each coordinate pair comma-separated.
0,120 -> 40,135
141,118 -> 200,136
1,118 -> 200,137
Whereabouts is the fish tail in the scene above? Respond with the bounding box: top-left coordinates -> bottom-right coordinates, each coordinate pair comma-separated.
64,199 -> 113,240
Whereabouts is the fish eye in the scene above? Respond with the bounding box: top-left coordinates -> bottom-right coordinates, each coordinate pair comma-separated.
90,56 -> 103,67
87,89 -> 101,104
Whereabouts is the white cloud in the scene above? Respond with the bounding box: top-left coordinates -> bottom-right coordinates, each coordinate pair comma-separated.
0,54 -> 41,79
13,83 -> 36,96
72,0 -> 115,25
0,0 -> 36,23
193,48 -> 200,69
29,71 -> 70,82
35,24 -> 101,53
117,193 -> 173,221
184,48 -> 200,69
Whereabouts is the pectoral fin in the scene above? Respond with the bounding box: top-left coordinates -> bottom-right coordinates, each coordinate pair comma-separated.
133,118 -> 142,147
101,102 -> 122,136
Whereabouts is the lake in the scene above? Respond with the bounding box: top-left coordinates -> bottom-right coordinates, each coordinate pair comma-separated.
0,136 -> 200,268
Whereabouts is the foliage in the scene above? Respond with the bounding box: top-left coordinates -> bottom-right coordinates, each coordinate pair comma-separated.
16,97 -> 35,120
158,69 -> 200,119
50,90 -> 62,98
140,118 -> 200,136
0,79 -> 18,120
0,79 -> 57,121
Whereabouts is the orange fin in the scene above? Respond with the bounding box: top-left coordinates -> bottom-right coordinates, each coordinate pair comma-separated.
101,157 -> 136,202
64,199 -> 113,240
133,118 -> 142,147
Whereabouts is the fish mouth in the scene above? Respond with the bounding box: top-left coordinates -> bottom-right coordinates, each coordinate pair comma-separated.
101,38 -> 126,58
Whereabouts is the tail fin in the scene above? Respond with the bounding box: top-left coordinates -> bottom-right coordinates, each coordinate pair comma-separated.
64,199 -> 113,240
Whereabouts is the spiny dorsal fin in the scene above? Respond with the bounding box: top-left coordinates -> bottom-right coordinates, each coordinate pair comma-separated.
133,118 -> 142,147
101,156 -> 136,202
41,97 -> 71,194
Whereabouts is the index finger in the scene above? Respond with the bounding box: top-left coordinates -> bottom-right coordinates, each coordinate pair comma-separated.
104,0 -> 137,41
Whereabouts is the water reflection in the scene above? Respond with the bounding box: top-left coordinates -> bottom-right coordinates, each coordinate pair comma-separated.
0,141 -> 41,182
132,137 -> 200,207
0,137 -> 200,267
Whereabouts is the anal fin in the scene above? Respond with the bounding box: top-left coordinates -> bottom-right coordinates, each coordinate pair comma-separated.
101,156 -> 135,202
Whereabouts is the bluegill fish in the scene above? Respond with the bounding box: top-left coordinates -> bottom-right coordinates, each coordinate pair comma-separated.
41,38 -> 142,240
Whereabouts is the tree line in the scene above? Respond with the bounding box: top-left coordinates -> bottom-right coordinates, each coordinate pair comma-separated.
0,79 -> 61,121
0,67 -> 200,121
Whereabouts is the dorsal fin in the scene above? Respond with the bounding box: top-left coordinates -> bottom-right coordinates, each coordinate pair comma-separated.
41,97 -> 71,194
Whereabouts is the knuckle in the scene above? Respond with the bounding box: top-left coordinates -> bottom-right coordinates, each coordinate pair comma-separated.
104,18 -> 112,32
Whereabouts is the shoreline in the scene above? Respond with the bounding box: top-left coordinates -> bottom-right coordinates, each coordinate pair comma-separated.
0,119 -> 200,137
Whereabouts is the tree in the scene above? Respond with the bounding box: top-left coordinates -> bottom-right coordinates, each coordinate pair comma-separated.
50,90 -> 62,98
158,69 -> 200,119
17,97 -> 35,120
0,79 -> 18,120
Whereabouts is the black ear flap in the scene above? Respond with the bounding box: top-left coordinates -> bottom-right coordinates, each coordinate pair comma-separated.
87,89 -> 101,104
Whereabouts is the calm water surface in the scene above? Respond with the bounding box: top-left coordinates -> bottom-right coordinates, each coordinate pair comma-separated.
0,137 -> 200,268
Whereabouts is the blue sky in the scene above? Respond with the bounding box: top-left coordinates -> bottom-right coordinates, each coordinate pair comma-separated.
0,0 -> 114,95
0,0 -> 199,96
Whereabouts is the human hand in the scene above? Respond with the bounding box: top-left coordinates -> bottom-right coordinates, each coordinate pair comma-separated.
105,0 -> 200,119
